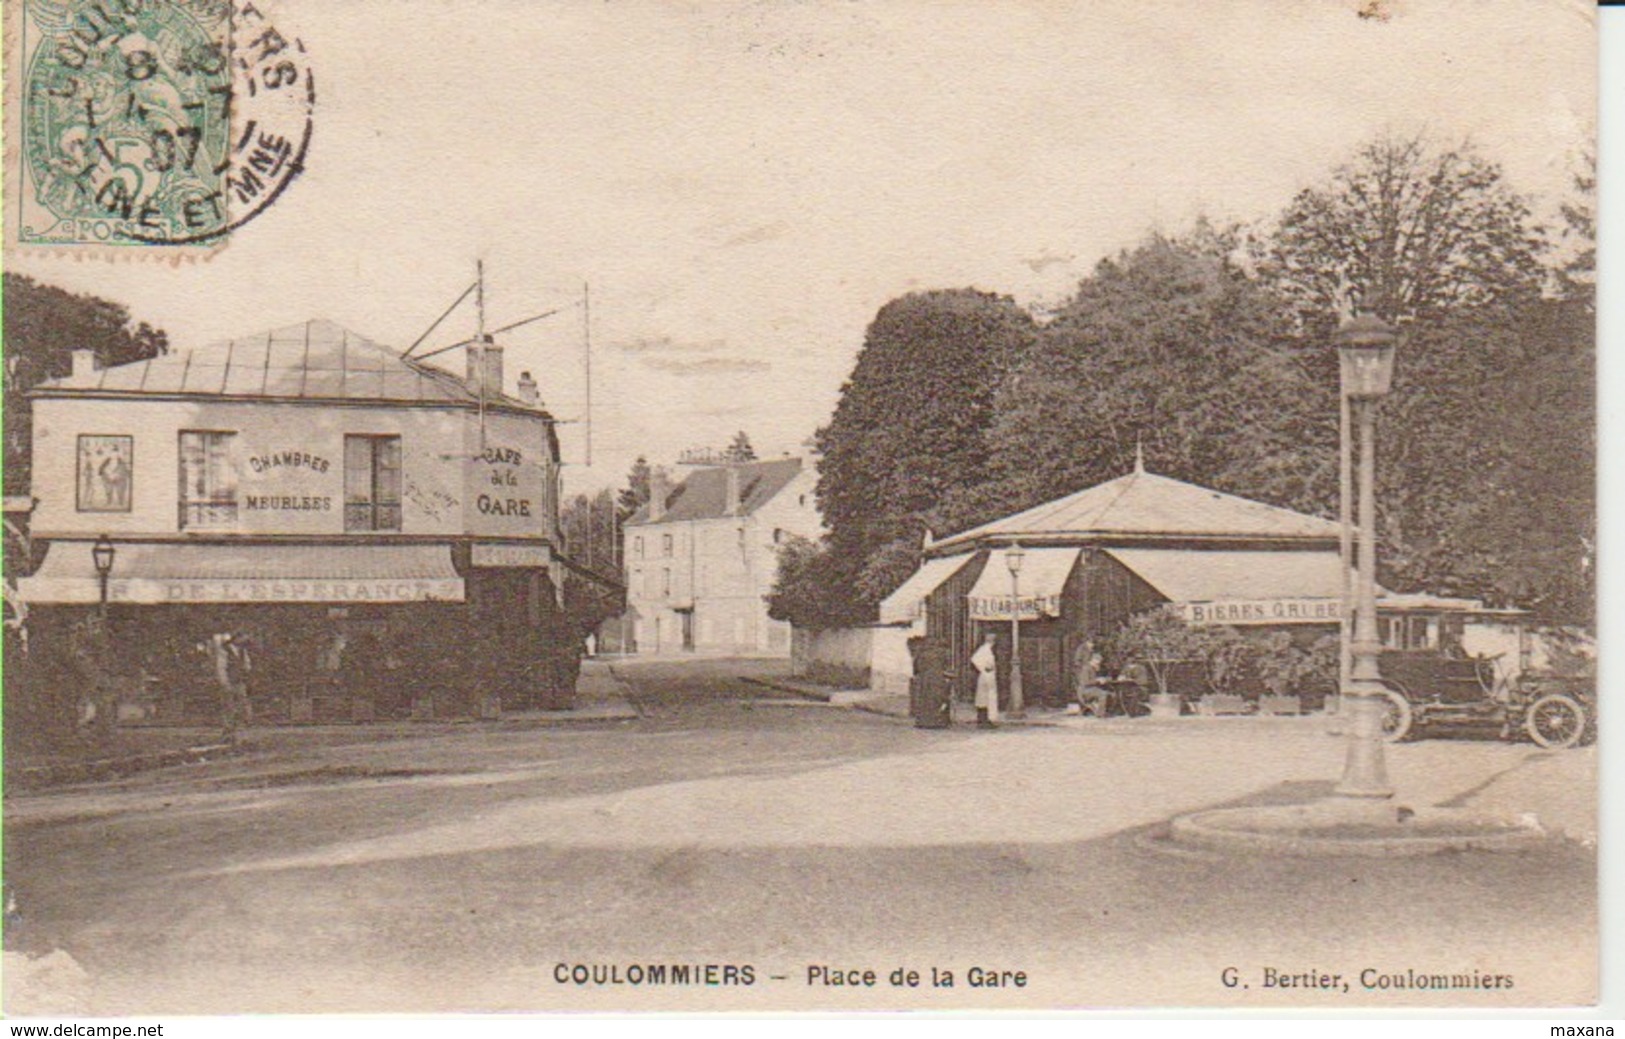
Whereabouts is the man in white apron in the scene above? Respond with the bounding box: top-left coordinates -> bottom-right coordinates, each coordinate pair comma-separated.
972,632 -> 1000,728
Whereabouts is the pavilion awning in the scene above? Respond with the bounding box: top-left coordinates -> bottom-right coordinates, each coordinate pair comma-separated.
1106,547 -> 1342,625
965,547 -> 1081,620
877,554 -> 975,624
17,542 -> 465,604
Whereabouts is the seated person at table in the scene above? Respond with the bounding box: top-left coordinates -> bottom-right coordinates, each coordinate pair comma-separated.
1072,641 -> 1111,717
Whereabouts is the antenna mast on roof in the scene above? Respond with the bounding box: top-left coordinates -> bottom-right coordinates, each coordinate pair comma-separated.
583,281 -> 592,467
475,259 -> 487,447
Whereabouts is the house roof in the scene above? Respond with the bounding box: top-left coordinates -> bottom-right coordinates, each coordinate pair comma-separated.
929,466 -> 1341,552
628,458 -> 804,526
31,319 -> 542,411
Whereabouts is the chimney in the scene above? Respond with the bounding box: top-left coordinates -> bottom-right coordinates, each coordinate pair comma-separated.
71,349 -> 98,381
648,467 -> 670,521
466,334 -> 503,397
725,465 -> 742,517
516,370 -> 539,407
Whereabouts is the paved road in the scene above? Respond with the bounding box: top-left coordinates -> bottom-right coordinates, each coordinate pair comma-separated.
2,657 -> 1597,1014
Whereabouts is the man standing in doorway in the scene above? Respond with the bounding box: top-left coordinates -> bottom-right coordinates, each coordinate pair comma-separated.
211,632 -> 252,744
972,632 -> 1000,729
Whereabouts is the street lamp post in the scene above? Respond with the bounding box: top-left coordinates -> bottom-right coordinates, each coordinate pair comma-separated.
91,534 -> 116,622
1333,314 -> 1397,799
1005,543 -> 1026,719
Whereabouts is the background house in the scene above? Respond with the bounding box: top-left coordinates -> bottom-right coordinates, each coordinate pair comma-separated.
622,457 -> 819,655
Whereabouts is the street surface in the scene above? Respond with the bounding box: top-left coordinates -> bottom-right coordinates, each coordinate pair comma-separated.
2,657 -> 1597,1014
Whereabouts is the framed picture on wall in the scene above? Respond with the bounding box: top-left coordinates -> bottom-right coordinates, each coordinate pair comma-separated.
77,435 -> 134,512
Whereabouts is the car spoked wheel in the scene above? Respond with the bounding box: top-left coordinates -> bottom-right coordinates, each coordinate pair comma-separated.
1378,688 -> 1413,743
1524,692 -> 1587,749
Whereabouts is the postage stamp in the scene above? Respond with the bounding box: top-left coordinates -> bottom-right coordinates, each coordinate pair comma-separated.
6,0 -> 313,255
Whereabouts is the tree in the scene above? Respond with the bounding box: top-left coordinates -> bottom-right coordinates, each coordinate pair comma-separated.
766,535 -> 871,631
3,274 -> 169,493
1261,133 -> 1545,328
616,456 -> 651,520
725,431 -> 757,463
1105,605 -> 1214,698
1390,298 -> 1593,625
814,289 -> 1037,619
972,232 -> 1335,526
1255,133 -> 1589,626
1555,144 -> 1596,302
560,489 -> 627,637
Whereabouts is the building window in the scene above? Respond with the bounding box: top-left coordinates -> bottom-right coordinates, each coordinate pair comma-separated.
634,536 -> 644,559
178,431 -> 237,528
662,533 -> 673,557
344,434 -> 402,531
1379,615 -> 1434,651
663,567 -> 672,597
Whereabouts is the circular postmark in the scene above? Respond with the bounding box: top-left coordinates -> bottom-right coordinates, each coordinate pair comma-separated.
21,0 -> 314,247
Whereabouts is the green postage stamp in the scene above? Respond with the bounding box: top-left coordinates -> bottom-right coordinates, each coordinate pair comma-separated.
6,0 -> 314,254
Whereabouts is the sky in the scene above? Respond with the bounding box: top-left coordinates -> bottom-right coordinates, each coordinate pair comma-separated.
9,0 -> 1596,497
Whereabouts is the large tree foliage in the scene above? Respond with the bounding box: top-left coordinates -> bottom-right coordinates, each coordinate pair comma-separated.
1254,134 -> 1591,625
810,289 -> 1036,616
1261,134 -> 1545,327
3,274 -> 168,494
783,131 -> 1590,632
969,232 -> 1335,528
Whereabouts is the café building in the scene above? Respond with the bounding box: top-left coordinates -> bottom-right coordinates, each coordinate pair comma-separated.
871,458 -> 1503,706
18,319 -> 583,722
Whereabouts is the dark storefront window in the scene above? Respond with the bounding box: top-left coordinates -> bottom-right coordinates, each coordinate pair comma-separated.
345,434 -> 402,531
178,430 -> 238,528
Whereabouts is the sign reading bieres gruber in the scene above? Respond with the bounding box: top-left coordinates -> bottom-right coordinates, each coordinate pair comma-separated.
1181,598 -> 1343,625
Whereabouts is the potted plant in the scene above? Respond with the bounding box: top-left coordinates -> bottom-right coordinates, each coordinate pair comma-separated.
1252,631 -> 1333,715
1199,625 -> 1254,715
1109,605 -> 1212,719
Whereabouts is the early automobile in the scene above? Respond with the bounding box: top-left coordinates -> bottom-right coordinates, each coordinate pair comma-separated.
1373,649 -> 1594,748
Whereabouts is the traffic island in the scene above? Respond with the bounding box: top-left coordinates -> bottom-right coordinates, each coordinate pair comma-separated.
1168,799 -> 1548,858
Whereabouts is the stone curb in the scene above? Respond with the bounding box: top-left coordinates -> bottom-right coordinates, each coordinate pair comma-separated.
5,695 -> 641,793
1168,803 -> 1551,858
6,741 -> 239,793
736,676 -> 837,703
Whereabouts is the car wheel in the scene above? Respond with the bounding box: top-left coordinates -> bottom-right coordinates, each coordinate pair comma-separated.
1378,687 -> 1413,743
1525,692 -> 1586,749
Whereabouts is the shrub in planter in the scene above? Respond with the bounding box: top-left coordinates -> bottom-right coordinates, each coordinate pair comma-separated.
1108,606 -> 1215,717
1252,632 -> 1340,711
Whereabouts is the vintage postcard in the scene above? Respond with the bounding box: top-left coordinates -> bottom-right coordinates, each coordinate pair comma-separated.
1,0 -> 1603,1021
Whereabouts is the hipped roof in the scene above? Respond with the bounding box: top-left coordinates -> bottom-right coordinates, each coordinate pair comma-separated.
32,319 -> 543,412
628,458 -> 804,526
929,467 -> 1341,552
